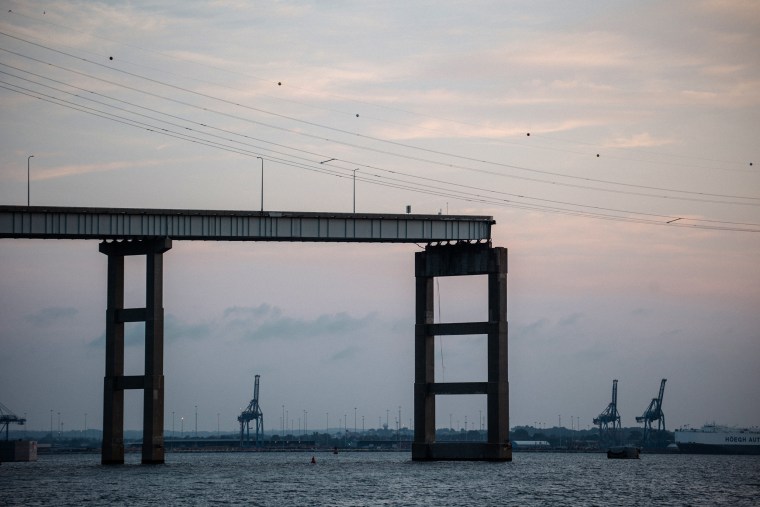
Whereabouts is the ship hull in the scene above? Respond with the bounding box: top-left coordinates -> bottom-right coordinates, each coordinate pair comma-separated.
676,443 -> 760,455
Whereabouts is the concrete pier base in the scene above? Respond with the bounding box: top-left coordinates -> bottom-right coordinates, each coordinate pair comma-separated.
0,440 -> 38,462
411,442 -> 511,461
412,243 -> 511,462
99,238 -> 171,465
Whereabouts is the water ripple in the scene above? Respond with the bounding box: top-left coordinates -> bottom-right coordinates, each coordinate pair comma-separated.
1,452 -> 759,506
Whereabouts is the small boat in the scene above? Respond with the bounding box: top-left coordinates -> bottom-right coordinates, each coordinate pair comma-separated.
607,446 -> 640,459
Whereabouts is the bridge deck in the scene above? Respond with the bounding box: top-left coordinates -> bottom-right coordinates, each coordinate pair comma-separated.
0,206 -> 493,243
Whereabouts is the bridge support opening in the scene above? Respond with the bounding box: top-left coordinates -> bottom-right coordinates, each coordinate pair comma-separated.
412,243 -> 511,461
99,238 -> 171,465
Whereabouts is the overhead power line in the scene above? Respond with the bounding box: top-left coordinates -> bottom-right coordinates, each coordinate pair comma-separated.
4,10 -> 753,173
0,31 -> 756,204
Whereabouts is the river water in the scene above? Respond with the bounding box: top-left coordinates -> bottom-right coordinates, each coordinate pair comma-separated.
2,451 -> 759,506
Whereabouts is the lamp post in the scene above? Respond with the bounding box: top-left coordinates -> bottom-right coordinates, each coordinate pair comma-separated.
353,168 -> 359,212
571,415 -> 574,447
256,156 -> 264,212
27,155 -> 34,206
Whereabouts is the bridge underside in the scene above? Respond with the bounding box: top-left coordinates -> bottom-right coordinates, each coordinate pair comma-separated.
2,206 -> 508,463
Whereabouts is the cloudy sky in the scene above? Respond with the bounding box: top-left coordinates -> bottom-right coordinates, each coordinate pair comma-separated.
1,1 -> 758,436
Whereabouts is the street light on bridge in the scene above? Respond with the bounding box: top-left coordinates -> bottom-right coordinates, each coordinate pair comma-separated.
27,155 -> 34,206
353,168 -> 359,213
256,157 -> 264,212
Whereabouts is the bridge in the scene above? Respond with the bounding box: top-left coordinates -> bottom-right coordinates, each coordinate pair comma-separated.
1,205 -> 511,463
0,205 -> 492,242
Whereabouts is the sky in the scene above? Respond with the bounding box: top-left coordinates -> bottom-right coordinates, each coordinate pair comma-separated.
0,0 -> 758,437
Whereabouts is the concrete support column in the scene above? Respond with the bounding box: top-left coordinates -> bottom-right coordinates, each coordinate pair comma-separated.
99,238 -> 171,465
102,253 -> 125,464
487,257 -> 509,448
413,270 -> 435,449
143,249 -> 165,464
412,243 -> 511,461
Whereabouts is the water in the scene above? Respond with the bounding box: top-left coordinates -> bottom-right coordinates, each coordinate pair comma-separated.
2,452 -> 759,506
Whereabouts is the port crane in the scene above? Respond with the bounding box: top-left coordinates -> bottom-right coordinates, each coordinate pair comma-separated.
593,379 -> 622,446
238,374 -> 263,447
636,378 -> 667,447
0,402 -> 26,441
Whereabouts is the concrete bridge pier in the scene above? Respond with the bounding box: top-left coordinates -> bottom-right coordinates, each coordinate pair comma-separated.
412,243 -> 511,461
99,237 -> 171,465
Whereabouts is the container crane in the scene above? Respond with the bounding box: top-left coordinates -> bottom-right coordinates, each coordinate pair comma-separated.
238,374 -> 263,447
0,402 -> 26,441
593,379 -> 621,446
636,378 -> 667,448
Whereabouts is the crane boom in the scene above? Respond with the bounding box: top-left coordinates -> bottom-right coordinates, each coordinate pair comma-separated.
657,378 -> 666,407
0,402 -> 27,441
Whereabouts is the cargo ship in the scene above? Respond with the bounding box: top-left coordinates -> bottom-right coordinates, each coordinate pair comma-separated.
675,424 -> 760,455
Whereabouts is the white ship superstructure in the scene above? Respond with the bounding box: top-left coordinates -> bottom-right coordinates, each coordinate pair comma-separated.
675,424 -> 760,455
